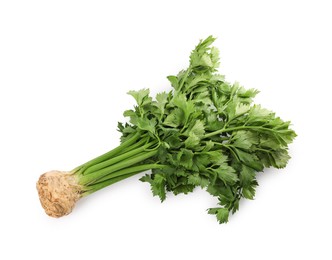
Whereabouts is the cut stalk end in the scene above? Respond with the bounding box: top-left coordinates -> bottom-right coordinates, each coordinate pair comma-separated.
36,170 -> 82,218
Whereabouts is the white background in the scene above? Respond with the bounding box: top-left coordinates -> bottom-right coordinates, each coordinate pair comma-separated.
0,1 -> 331,259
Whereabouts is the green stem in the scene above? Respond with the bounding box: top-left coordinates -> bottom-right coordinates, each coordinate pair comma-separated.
82,172 -> 140,196
84,163 -> 166,194
79,149 -> 158,186
204,125 -> 277,138
117,137 -> 148,155
255,147 -> 273,154
82,140 -> 156,175
73,132 -> 141,173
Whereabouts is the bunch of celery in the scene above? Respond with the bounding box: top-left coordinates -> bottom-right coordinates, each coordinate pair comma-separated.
37,36 -> 296,223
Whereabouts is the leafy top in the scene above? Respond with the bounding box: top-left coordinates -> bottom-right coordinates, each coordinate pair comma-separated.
119,36 -> 296,223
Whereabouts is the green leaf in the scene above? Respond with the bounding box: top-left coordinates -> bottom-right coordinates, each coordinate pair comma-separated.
242,185 -> 256,200
185,75 -> 209,93
218,186 -> 235,206
123,109 -> 138,125
232,130 -> 259,150
188,173 -> 209,188
185,120 -> 205,137
183,120 -> 205,150
172,93 -> 195,124
202,140 -> 214,152
247,104 -> 273,124
163,108 -> 183,127
207,151 -> 227,165
210,47 -> 220,70
155,91 -> 168,117
164,134 -> 182,149
205,113 -> 225,131
127,89 -> 150,106
208,207 -> 229,224
193,153 -> 211,172
140,173 -> 166,202
270,149 -> 291,168
167,75 -> 179,90
214,164 -> 239,185
172,183 -> 195,195
184,133 -> 201,149
239,165 -> 256,187
190,35 -> 218,73
136,117 -> 156,134
233,148 -> 264,171
235,103 -> 250,117
237,87 -> 259,102
156,92 -> 169,103
177,149 -> 194,169
259,134 -> 280,150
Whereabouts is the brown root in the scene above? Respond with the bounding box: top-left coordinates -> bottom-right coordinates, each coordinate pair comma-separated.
36,170 -> 82,218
